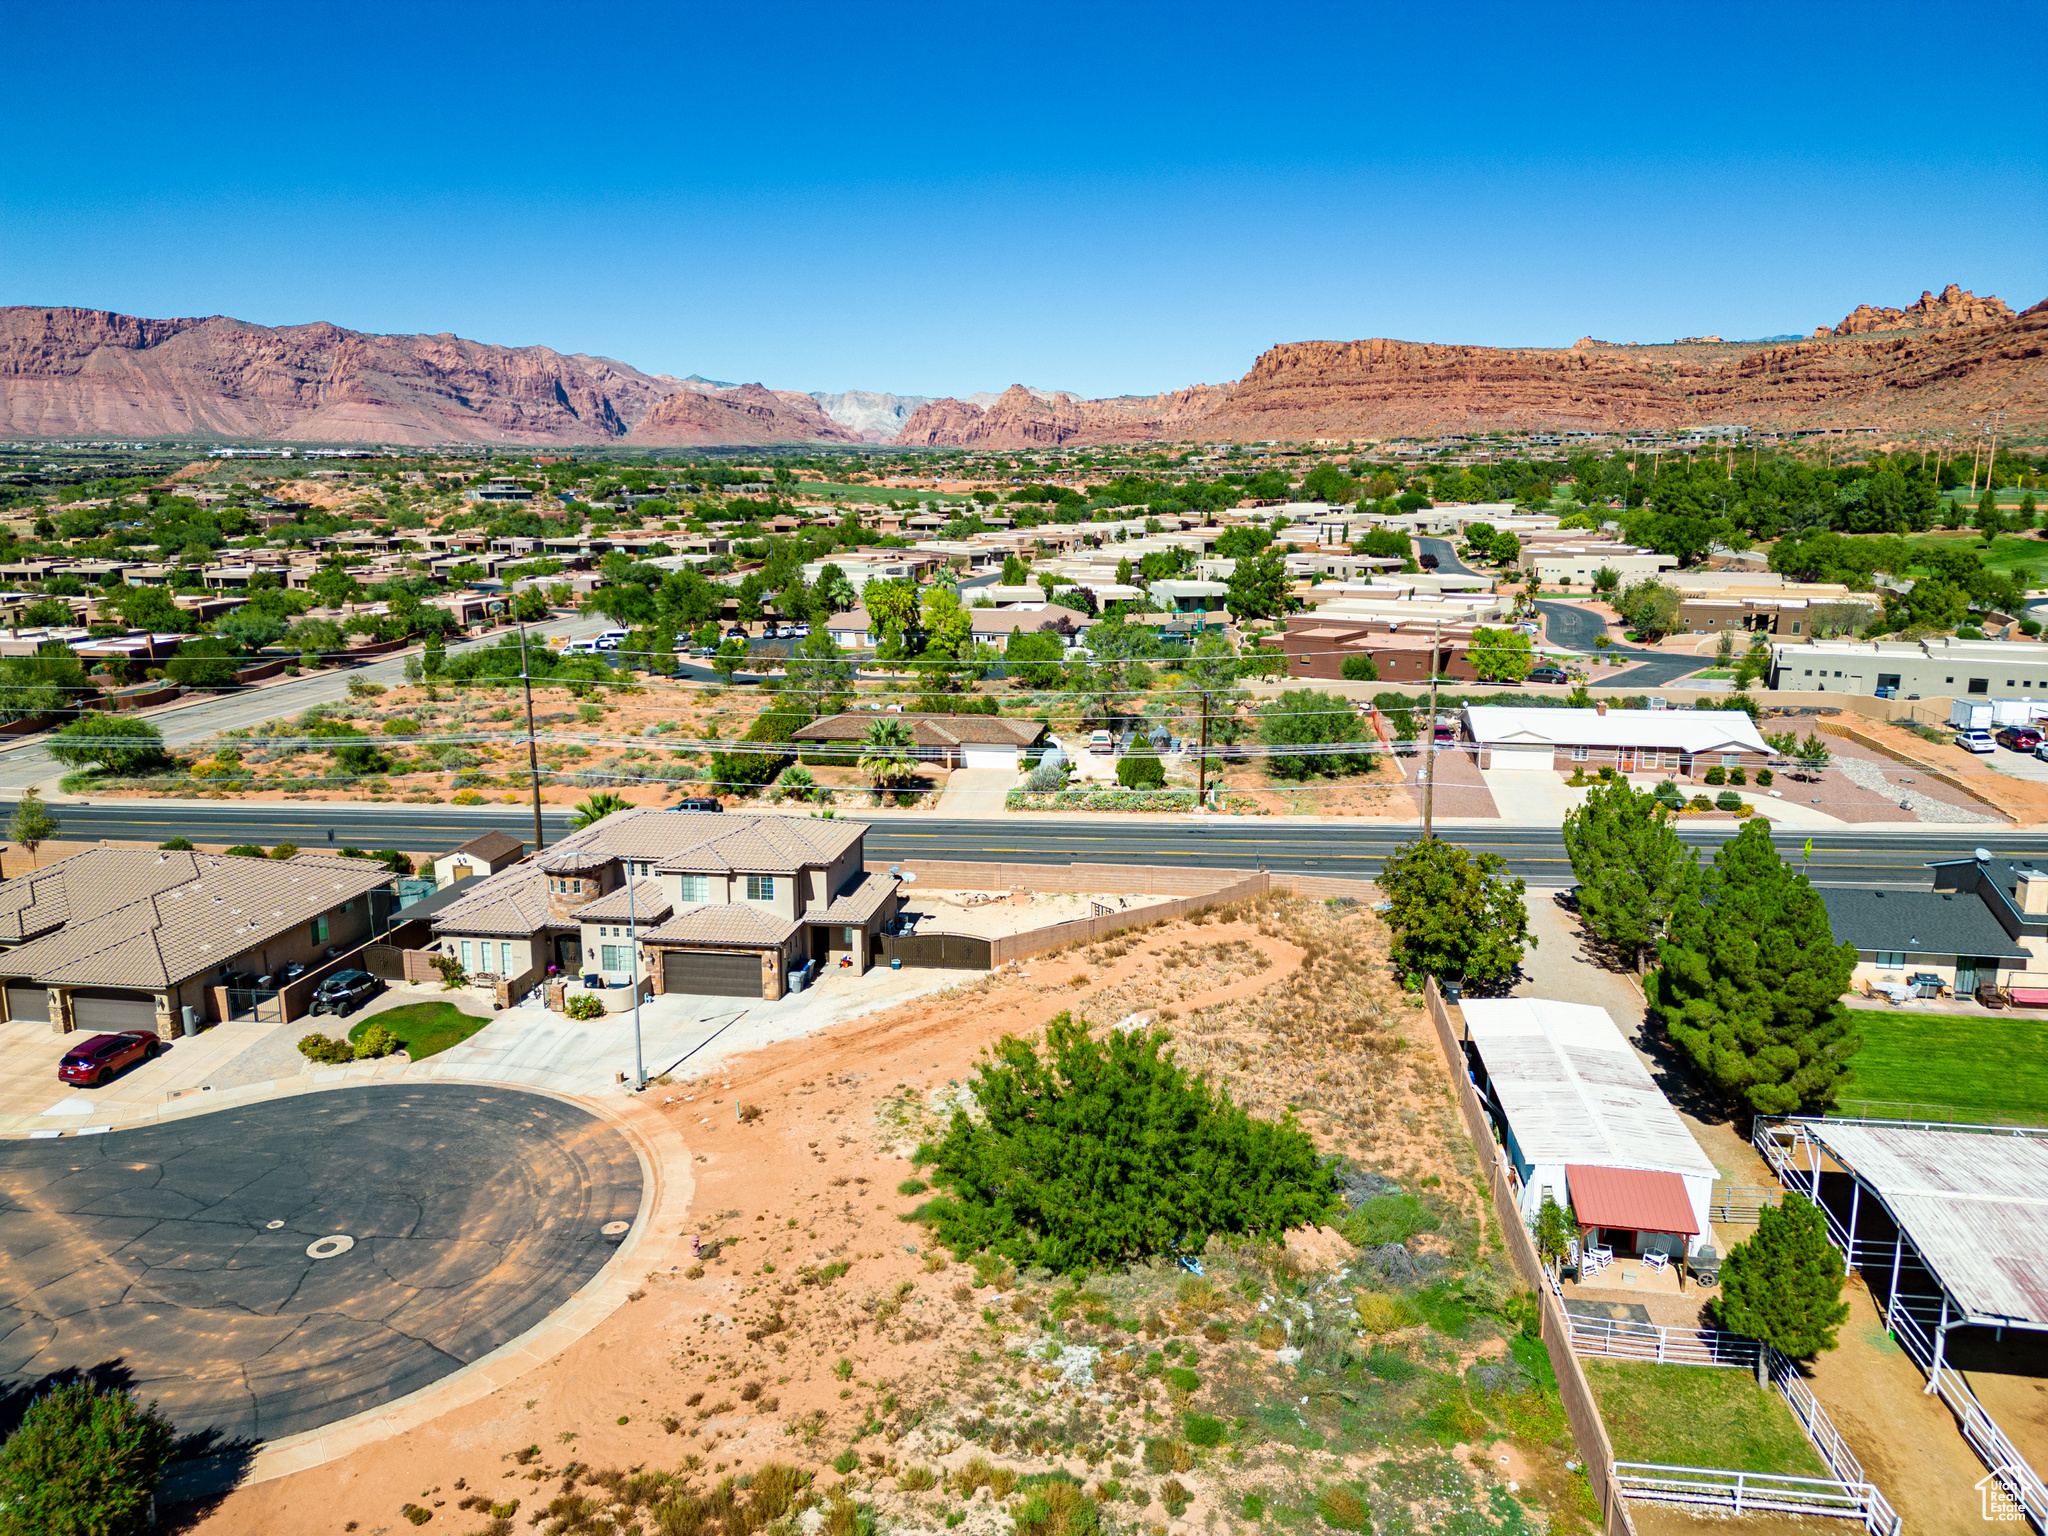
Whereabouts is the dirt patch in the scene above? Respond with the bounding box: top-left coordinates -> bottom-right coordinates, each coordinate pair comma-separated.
177,896 -> 1592,1536
897,889 -> 1177,939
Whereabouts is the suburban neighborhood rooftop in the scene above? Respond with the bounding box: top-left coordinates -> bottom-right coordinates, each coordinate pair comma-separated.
1462,705 -> 1770,754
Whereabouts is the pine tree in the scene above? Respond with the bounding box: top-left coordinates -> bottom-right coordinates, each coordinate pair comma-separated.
1562,779 -> 1697,967
1652,819 -> 1860,1118
1713,1193 -> 1849,1378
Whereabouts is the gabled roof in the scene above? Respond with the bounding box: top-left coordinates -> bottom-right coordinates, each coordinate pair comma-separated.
448,830 -> 524,863
642,903 -> 798,948
573,879 -> 672,924
1463,706 -> 1769,755
810,872 -> 899,926
0,847 -> 216,944
0,852 -> 392,990
535,808 -> 865,878
430,864 -> 579,938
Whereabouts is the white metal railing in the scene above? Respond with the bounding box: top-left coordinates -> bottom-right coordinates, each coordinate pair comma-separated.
1770,1348 -> 1869,1488
1614,1464 -> 1899,1535
1755,1117 -> 2048,1533
1567,1315 -> 1761,1371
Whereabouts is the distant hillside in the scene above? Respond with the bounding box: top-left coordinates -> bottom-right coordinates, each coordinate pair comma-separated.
809,389 -> 932,442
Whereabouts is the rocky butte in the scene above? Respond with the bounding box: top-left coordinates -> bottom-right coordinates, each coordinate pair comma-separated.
0,283 -> 2041,446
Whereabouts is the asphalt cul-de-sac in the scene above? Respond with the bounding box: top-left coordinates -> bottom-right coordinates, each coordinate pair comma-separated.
0,1083 -> 641,1446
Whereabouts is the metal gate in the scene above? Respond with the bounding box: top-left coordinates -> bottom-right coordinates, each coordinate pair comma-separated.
361,944 -> 407,981
661,949 -> 762,998
880,933 -> 992,970
222,988 -> 284,1024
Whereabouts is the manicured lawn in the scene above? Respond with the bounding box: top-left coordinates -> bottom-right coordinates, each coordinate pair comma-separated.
1902,531 -> 2046,577
1583,1361 -> 1825,1475
348,1001 -> 491,1060
1837,1009 -> 2048,1124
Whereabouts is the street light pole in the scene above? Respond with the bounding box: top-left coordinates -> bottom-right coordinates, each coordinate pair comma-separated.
518,621 -> 545,852
1423,618 -> 1441,840
627,867 -> 644,1093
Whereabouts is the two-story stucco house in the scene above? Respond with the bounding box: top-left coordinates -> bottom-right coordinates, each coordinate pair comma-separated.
427,810 -> 900,1001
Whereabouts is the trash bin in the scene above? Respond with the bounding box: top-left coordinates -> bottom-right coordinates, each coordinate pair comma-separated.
891,957 -> 902,970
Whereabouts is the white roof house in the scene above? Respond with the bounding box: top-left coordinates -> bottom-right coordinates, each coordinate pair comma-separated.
1460,997 -> 1717,1255
1463,706 -> 1769,772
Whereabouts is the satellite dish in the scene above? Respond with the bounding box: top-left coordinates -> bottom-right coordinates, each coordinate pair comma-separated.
901,871 -> 918,883
888,864 -> 902,877
1976,848 -> 1994,862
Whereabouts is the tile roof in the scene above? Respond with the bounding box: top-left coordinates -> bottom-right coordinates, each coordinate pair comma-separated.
642,903 -> 798,948
0,847 -> 214,944
574,879 -> 672,924
810,872 -> 900,926
791,714 -> 1045,748
0,852 -> 392,990
535,808 -> 866,877
430,864 -> 579,938
449,830 -> 525,863
1818,888 -> 2027,962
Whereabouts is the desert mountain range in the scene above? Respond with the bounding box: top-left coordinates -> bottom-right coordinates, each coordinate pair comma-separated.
1,284 -> 2039,449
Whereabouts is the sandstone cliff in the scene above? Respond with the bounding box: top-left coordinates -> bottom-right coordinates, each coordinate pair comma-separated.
628,383 -> 863,446
1813,283 -> 2014,338
0,307 -> 684,445
893,381 -> 1234,448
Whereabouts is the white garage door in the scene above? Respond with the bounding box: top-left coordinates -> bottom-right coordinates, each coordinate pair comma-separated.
1486,745 -> 1557,772
962,744 -> 1020,771
71,991 -> 159,1034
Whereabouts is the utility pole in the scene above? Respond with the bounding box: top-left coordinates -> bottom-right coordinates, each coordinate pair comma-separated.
1987,411 -> 2006,497
1422,618 -> 1441,840
1196,688 -> 1211,810
518,621 -> 545,852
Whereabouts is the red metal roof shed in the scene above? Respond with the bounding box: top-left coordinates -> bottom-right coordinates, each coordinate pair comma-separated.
1566,1164 -> 1699,1235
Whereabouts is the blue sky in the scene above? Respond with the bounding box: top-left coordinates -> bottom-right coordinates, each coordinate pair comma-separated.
7,0 -> 2043,400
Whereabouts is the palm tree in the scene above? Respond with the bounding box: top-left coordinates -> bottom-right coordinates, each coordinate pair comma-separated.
857,718 -> 918,790
571,791 -> 633,828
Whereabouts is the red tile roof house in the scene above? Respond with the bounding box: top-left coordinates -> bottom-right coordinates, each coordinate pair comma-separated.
426,810 -> 900,1005
0,848 -> 392,1038
791,713 -> 1047,772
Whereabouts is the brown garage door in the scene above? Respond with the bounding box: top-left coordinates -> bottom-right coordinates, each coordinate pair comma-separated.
661,950 -> 761,998
5,984 -> 47,1023
70,991 -> 158,1034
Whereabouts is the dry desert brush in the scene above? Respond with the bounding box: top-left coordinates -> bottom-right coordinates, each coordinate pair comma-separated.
914,1012 -> 1336,1274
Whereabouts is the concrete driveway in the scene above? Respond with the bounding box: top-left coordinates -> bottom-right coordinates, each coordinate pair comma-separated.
0,1014 -> 312,1135
935,768 -> 1017,816
422,963 -> 978,1094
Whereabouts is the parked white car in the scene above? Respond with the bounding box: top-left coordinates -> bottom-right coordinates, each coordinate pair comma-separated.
1955,730 -> 1997,754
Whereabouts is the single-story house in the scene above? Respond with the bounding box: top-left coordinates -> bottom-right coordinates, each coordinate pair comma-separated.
427,809 -> 901,1002
0,848 -> 392,1036
432,830 -> 526,888
1460,997 -> 1718,1259
790,713 -> 1047,772
965,604 -> 1093,649
1462,703 -> 1771,777
1145,579 -> 1230,615
1822,852 -> 2048,997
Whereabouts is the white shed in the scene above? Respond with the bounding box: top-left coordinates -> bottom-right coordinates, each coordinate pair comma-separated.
1459,997 -> 1718,1258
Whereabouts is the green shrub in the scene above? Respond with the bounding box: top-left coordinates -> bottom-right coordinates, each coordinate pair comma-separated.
1182,1412 -> 1224,1447
157,837 -> 194,851
296,1032 -> 354,1064
1338,1190 -> 1434,1248
1702,765 -> 1726,785
1340,654 -> 1379,681
223,844 -> 265,858
1728,766 -> 1746,784
1715,790 -> 1743,811
831,1450 -> 860,1475
566,993 -> 605,1021
1159,1480 -> 1191,1518
1012,1474 -> 1100,1536
917,1012 -> 1335,1273
1164,1366 -> 1199,1394
1316,1484 -> 1373,1532
1115,754 -> 1166,790
1756,768 -> 1774,788
0,1380 -> 175,1536
1242,1493 -> 1267,1519
352,1023 -> 401,1060
897,1178 -> 929,1196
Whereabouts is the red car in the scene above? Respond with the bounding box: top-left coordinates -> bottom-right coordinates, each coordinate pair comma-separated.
1996,726 -> 2043,752
57,1031 -> 161,1087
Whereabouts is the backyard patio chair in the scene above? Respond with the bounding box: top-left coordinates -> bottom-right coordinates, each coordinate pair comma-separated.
1641,1251 -> 1669,1272
1582,1243 -> 1613,1275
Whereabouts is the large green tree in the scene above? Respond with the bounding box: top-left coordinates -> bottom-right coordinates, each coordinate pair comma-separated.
1713,1194 -> 1850,1378
1225,549 -> 1291,620
1377,838 -> 1533,988
1467,626 -> 1533,684
1256,688 -> 1372,781
47,714 -> 167,776
1652,819 -> 1859,1117
1562,780 -> 1698,967
0,1378 -> 176,1536
919,1013 -> 1334,1274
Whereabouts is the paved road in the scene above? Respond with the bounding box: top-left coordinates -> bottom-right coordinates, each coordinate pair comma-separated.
1415,537 -> 1480,578
20,801 -> 2023,890
0,1083 -> 640,1445
0,614 -> 610,793
1534,600 -> 1707,689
